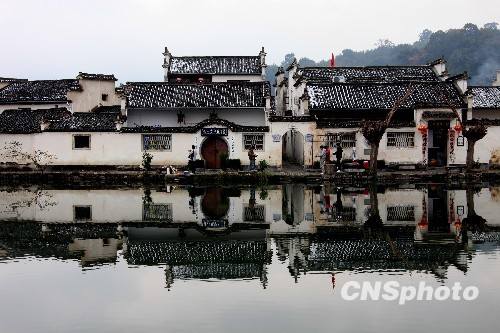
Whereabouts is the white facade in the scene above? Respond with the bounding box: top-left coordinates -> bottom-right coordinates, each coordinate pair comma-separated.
0,75 -> 121,114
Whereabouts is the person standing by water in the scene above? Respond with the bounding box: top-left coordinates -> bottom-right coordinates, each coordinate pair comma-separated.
335,142 -> 343,172
325,144 -> 332,164
319,145 -> 327,174
248,145 -> 257,171
188,145 -> 197,172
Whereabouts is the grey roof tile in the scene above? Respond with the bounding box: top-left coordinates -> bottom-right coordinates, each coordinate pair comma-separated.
0,80 -> 80,104
470,86 -> 500,109
306,82 -> 464,111
169,56 -> 262,75
124,82 -> 270,109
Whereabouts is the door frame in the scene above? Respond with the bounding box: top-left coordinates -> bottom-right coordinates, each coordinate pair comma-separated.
200,136 -> 229,169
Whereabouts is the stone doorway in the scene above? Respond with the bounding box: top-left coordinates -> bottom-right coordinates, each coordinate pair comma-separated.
427,121 -> 449,167
201,136 -> 228,169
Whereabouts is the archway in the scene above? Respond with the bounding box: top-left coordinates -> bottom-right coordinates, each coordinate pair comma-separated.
282,129 -> 304,166
201,136 -> 228,169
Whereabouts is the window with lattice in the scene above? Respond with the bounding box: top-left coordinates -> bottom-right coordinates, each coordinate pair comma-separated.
243,134 -> 264,151
387,132 -> 415,148
329,207 -> 356,222
387,205 -> 415,221
143,203 -> 173,222
244,205 -> 265,221
326,133 -> 356,148
142,134 -> 172,151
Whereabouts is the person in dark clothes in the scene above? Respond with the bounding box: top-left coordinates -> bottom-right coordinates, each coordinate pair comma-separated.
248,145 -> 257,170
335,142 -> 343,171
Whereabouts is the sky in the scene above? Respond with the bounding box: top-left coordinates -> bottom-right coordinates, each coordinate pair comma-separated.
0,0 -> 498,83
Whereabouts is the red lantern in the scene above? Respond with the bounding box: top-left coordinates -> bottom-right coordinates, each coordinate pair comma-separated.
418,218 -> 428,229
454,123 -> 462,132
417,123 -> 428,134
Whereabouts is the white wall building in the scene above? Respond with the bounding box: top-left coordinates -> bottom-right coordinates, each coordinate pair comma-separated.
272,59 -> 469,168
468,86 -> 500,164
0,73 -> 121,114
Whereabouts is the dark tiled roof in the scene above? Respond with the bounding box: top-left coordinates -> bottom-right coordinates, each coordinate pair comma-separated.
77,72 -> 117,81
0,80 -> 80,104
169,56 -> 262,75
307,82 -> 465,111
299,66 -> 439,83
47,112 -> 118,132
0,77 -> 27,83
470,86 -> 500,109
124,82 -> 270,109
91,105 -> 121,113
0,108 -> 70,134
121,117 -> 269,133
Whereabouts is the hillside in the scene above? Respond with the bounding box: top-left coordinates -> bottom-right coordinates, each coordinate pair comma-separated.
266,23 -> 500,86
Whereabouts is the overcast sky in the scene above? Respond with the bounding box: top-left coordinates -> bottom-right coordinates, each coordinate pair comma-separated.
0,0 -> 498,82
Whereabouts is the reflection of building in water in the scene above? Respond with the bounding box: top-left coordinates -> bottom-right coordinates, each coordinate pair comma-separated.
122,227 -> 271,288
1,185 -> 499,236
277,233 -> 470,282
68,238 -> 123,266
0,222 -> 122,267
0,187 -> 279,230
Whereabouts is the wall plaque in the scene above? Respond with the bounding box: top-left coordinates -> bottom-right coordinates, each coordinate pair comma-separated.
201,128 -> 228,136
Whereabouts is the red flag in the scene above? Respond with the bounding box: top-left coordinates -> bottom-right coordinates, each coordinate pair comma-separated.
330,53 -> 335,67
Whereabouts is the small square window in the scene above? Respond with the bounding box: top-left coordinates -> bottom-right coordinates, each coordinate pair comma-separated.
101,94 -> 108,101
73,135 -> 91,149
74,205 -> 92,221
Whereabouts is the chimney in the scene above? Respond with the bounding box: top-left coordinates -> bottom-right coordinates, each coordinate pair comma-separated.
40,119 -> 50,131
115,115 -> 124,131
430,58 -> 448,81
275,67 -> 285,86
259,47 -> 267,79
162,46 -> 172,82
448,72 -> 468,94
494,70 -> 500,86
274,67 -> 286,115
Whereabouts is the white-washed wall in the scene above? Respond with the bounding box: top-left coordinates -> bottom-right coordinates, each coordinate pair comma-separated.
474,126 -> 500,163
0,129 -> 281,167
126,109 -> 266,127
68,80 -> 121,113
0,134 -> 35,164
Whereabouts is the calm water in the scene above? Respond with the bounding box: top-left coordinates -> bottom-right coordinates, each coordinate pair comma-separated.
1,184 -> 500,333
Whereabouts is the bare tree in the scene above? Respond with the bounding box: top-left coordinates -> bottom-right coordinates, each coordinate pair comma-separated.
438,95 -> 488,171
1,141 -> 57,171
361,85 -> 415,175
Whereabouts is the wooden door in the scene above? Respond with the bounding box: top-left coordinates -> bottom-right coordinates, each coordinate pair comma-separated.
428,121 -> 449,167
201,137 -> 228,169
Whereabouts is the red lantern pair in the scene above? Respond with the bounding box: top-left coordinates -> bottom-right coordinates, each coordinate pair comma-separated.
417,123 -> 428,133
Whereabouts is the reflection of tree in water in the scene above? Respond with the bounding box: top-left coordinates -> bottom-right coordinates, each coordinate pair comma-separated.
2,188 -> 57,214
363,182 -> 383,235
462,185 -> 488,243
